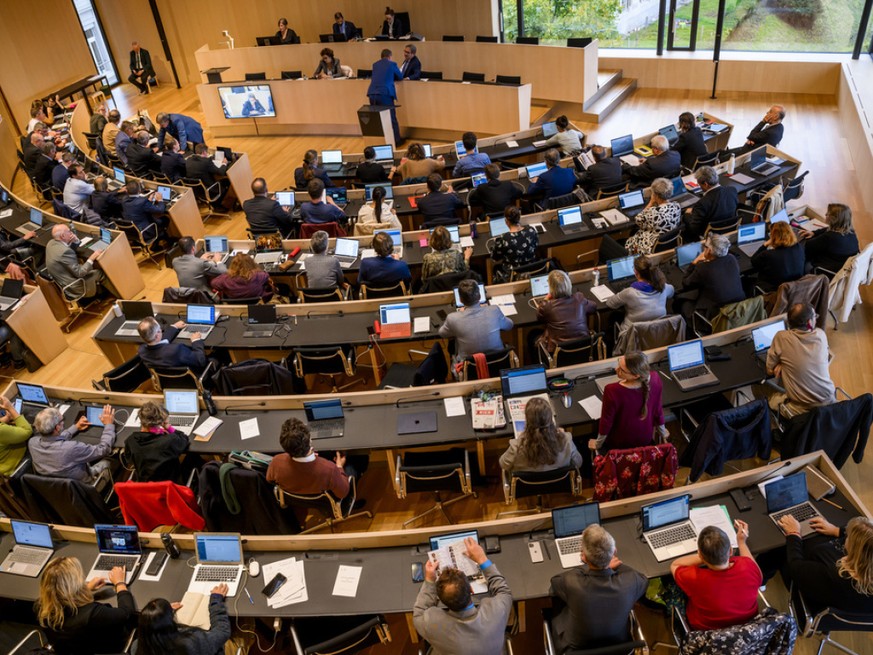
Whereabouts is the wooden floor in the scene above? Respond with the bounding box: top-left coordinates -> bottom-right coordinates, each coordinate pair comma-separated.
8,82 -> 873,654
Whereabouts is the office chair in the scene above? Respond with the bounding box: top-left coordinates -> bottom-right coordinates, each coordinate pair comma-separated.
146,362 -> 215,394
394,448 -> 475,528
6,630 -> 48,655
567,37 -> 594,48
297,286 -> 347,303
462,71 -> 486,82
495,75 -> 521,85
682,150 -> 720,175
379,342 -> 448,389
442,35 -> 464,41
20,474 -> 119,526
692,296 -> 767,337
544,608 -> 646,655
537,334 -> 606,369
498,465 -> 582,518
516,36 -> 539,45
221,295 -> 264,306
244,72 -> 267,81
299,222 -> 346,238
359,280 -> 409,299
509,258 -> 551,281
115,219 -> 166,268
179,177 -> 231,223
291,344 -> 361,392
419,70 -> 443,80
545,191 -> 583,210
782,170 -> 809,203
36,269 -> 105,333
702,215 -> 742,235
654,226 -> 683,253
476,35 -> 499,42
597,181 -> 629,199
281,70 -> 304,80
290,615 -> 391,655
274,477 -> 371,534
92,354 -> 150,393
790,583 -> 873,655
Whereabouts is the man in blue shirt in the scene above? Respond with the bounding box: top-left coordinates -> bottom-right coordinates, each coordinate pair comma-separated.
300,179 -> 347,228
358,232 -> 411,289
367,49 -> 403,145
526,148 -> 577,205
156,112 -> 205,152
452,132 -> 491,178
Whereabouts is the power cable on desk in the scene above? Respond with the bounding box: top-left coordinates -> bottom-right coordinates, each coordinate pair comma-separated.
232,570 -> 280,653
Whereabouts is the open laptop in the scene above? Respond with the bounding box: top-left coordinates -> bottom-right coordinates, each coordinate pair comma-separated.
365,183 -> 394,202
156,185 -> 173,202
254,237 -> 284,266
737,222 -> 767,257
321,149 -> 344,172
752,319 -> 785,361
113,167 -> 126,185
605,256 -> 636,292
489,217 -> 511,239
769,208 -> 790,225
86,524 -> 142,584
115,300 -> 154,337
0,520 -> 54,577
676,242 -> 702,270
500,365 -> 551,438
421,144 -> 433,158
437,225 -> 474,250
178,304 -> 217,339
379,302 -> 412,339
525,161 -> 548,179
332,237 -> 359,267
659,124 -> 680,145
304,399 -> 345,439
541,121 -> 558,138
748,147 -> 779,176
668,339 -> 719,391
766,472 -> 824,537
243,303 -> 277,338
618,189 -> 645,217
275,191 -> 294,209
0,278 -> 24,311
188,533 -> 244,597
374,228 -> 403,257
557,206 -> 588,235
453,283 -> 486,307
16,207 -> 43,235
670,177 -> 697,209
552,502 -> 601,569
454,141 -> 478,158
372,144 -> 395,167
163,389 -> 200,433
17,382 -> 52,417
325,186 -> 348,208
529,274 -> 550,302
204,235 -> 230,263
88,227 -> 112,252
642,495 -> 699,562
471,172 -> 487,188
611,134 -> 639,166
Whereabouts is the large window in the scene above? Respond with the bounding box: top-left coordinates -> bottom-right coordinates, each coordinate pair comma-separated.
71,0 -> 118,85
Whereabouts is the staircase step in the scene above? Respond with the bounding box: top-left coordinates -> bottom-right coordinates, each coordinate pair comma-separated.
583,70 -> 624,111
579,78 -> 637,123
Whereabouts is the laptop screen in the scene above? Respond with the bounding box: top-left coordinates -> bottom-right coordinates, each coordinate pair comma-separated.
100,227 -> 112,244
94,524 -> 141,555
429,529 -> 478,552
120,300 -> 153,321
321,149 -> 342,165
530,274 -> 549,297
453,283 -> 486,307
738,223 -> 766,244
11,520 -> 53,548
275,192 -> 294,208
17,382 -> 48,405
670,177 -> 686,197
304,399 -> 344,421
440,225 -> 460,243
526,162 -> 548,178
765,472 -> 809,513
500,365 -> 548,398
770,209 -> 790,224
753,320 -> 785,353
610,134 -> 634,157
489,218 -> 510,238
375,228 -> 401,247
326,187 -> 347,204
113,167 -> 126,183
542,121 -> 558,138
195,533 -> 242,564
334,238 -> 359,258
454,141 -> 478,157
668,340 -> 706,372
422,144 -> 432,158
164,389 -> 199,415
186,304 -> 216,325
156,185 -> 172,201
205,236 -> 228,253
365,183 -> 394,201
676,242 -> 702,268
380,302 -> 411,325
642,495 -> 690,532
471,173 -> 487,187
0,188 -> 8,204
659,124 -> 679,142
607,256 -> 635,282
85,405 -> 105,426
248,304 -> 276,325
748,146 -> 766,169
558,206 -> 583,226
552,502 -> 600,539
30,208 -> 43,227
0,278 -> 24,300
618,189 -> 645,210
372,144 -> 394,162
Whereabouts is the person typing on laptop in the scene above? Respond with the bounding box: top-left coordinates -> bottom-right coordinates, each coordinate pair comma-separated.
750,221 -> 806,292
682,166 -> 738,240
300,230 -> 349,291
300,178 -> 347,228
533,270 -> 596,354
422,226 -> 472,281
356,183 -> 401,229
499,397 -> 582,473
623,135 -> 680,185
210,253 -> 272,302
137,316 -> 208,372
671,522 -> 762,631
673,232 -> 745,324
243,178 -> 295,238
439,279 -> 513,365
358,232 -> 411,288
526,148 -> 578,206
0,395 -> 32,475
549,525 -> 647,653
172,236 -> 226,296
605,256 -> 674,353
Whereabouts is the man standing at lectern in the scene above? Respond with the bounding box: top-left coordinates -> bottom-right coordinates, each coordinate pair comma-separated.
367,49 -> 403,146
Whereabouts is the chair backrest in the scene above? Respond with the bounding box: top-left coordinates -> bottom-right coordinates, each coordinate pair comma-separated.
413,342 -> 449,386
509,258 -> 551,281
211,359 -> 278,396
281,70 -> 304,80
97,354 -> 151,393
21,474 -> 117,526
496,75 -> 521,85
442,35 -> 464,41
352,221 -> 394,236
771,274 -> 829,329
693,151 -> 720,169
597,182 -> 629,199
221,295 -> 264,306
710,295 -> 767,334
36,270 -> 72,322
507,465 -> 581,503
275,485 -> 342,520
359,280 -> 408,299
476,35 -> 499,42
397,448 -> 470,497
654,225 -> 683,252
782,170 -> 809,203
462,71 -> 485,82
704,216 -> 741,235
147,365 -> 202,393
114,480 -> 205,531
420,70 -> 443,80
293,615 -> 391,655
679,607 -> 797,655
461,347 -> 519,381
245,72 -> 267,81
545,191 -> 583,210
297,286 -> 345,303
420,269 -> 481,294
51,198 -> 78,220
293,345 -> 354,378
300,222 -> 345,239
550,335 -> 605,368
616,314 -> 686,355
162,286 -> 215,304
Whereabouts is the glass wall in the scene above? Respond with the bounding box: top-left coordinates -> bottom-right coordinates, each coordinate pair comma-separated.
71,0 -> 119,85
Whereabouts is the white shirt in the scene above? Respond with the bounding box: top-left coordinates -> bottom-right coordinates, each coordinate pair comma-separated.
63,177 -> 95,215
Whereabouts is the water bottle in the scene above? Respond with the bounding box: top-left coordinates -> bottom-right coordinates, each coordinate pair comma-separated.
728,154 -> 735,175
592,268 -> 600,287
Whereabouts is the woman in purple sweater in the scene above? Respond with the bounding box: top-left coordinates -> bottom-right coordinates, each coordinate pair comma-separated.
210,253 -> 272,301
588,351 -> 668,454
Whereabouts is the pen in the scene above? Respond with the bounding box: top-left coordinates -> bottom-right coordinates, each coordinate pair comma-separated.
244,586 -> 254,604
821,497 -> 845,511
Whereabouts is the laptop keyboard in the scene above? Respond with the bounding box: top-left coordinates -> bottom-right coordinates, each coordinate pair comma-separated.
94,554 -> 138,570
556,536 -> 582,555
195,566 -> 239,582
772,504 -> 818,524
674,365 -> 709,381
255,252 -> 283,265
169,414 -> 197,427
649,523 -> 696,549
11,549 -> 48,564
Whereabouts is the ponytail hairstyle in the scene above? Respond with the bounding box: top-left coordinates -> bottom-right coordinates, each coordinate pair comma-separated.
623,351 -> 651,420
302,149 -> 318,182
633,255 -> 666,293
372,184 -> 385,222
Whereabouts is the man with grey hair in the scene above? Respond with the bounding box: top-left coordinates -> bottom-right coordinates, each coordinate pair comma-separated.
548,525 -> 647,652
675,231 -> 745,322
729,104 -> 785,156
300,230 -> 346,290
137,315 -> 207,371
126,130 -> 161,176
527,148 -> 578,205
625,134 -> 681,184
29,404 -> 116,487
46,223 -> 108,300
683,165 -> 738,240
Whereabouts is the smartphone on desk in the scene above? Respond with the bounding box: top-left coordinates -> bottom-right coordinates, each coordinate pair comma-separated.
262,572 -> 287,598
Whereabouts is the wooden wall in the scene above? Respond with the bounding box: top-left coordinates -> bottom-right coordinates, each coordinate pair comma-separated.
94,0 -> 171,87
0,0 -> 96,131
839,60 -> 873,221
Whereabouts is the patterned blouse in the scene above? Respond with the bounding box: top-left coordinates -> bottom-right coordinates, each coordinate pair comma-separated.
491,226 -> 539,280
625,201 -> 681,255
422,248 -> 468,280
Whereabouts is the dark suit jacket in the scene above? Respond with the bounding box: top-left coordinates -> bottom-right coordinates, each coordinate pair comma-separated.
23,143 -> 42,175
138,325 -> 207,371
185,155 -> 227,187
681,254 -> 745,313
32,154 -> 58,188
674,126 -> 707,170
161,151 -> 187,182
243,195 -> 294,235
91,190 -> 123,220
578,157 -> 623,193
356,161 -> 390,184
275,29 -> 299,44
469,180 -> 523,215
751,243 -> 806,292
417,191 -> 464,225
333,20 -> 357,40
401,55 -> 421,80
746,121 -> 783,148
626,149 -> 681,183
367,57 -> 403,100
129,47 -> 153,74
122,195 -> 166,233
126,142 -> 161,176
527,166 -> 577,202
381,16 -> 409,38
684,185 -> 738,239
805,230 -> 860,274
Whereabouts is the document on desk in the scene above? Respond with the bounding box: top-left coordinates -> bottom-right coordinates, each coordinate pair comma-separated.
444,396 -> 466,417
360,248 -> 377,259
297,253 -> 311,269
332,565 -> 363,597
413,316 -> 431,334
194,416 -> 223,442
600,209 -> 628,226
690,505 -> 738,548
495,304 -> 517,317
578,396 -> 603,420
506,140 -> 519,148
589,285 -> 614,302
124,408 -> 141,428
77,237 -> 93,248
730,173 -> 755,185
0,209 -> 12,219
263,557 -> 308,608
175,592 -> 211,629
239,418 -> 260,441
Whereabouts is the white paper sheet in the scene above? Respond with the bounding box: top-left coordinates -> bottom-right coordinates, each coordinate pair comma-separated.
690,505 -> 738,548
413,316 -> 431,333
194,416 -> 223,438
360,248 -> 377,259
443,397 -> 466,417
332,565 -> 363,597
489,294 -> 515,306
239,418 -> 260,440
262,557 -> 308,608
506,140 -> 519,148
589,285 -> 614,302
0,209 -> 12,218
730,173 -> 755,185
578,396 -> 603,420
496,304 -> 517,316
124,408 -> 141,428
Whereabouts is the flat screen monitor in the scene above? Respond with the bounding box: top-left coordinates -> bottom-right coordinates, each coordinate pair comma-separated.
218,85 -> 276,119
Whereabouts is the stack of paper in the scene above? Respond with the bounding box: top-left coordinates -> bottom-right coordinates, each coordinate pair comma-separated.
194,416 -> 223,442
262,557 -> 308,608
689,505 -> 738,548
490,293 -> 517,317
589,285 -> 615,302
471,396 -> 506,430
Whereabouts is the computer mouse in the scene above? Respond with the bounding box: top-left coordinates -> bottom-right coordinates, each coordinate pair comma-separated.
562,393 -> 572,409
248,559 -> 260,577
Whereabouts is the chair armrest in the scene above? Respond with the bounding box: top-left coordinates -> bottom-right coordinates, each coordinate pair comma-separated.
629,610 -> 648,651
542,617 -> 557,655
757,589 -> 771,609
61,277 -> 87,300
692,310 -> 712,337
197,360 -> 216,385
185,467 -> 197,488
501,467 -> 511,504
394,455 -> 403,498
406,348 -> 431,361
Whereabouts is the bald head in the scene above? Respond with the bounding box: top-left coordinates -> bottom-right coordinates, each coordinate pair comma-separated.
51,224 -> 70,240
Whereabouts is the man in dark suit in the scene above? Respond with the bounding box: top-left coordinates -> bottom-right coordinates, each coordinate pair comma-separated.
381,8 -> 408,38
243,177 -> 294,236
333,12 -> 357,40
417,174 -> 465,227
683,165 -> 739,240
549,525 -> 647,654
527,149 -> 578,205
23,132 -> 45,176
121,180 -> 167,237
129,42 -> 155,95
91,176 -> 124,221
126,131 -> 161,177
625,135 -> 681,185
730,105 -> 785,156
185,143 -> 229,204
161,139 -> 187,182
468,163 -> 523,216
367,49 -> 403,145
137,316 -> 207,372
577,145 -> 623,196
32,143 -> 59,198
400,44 -> 421,80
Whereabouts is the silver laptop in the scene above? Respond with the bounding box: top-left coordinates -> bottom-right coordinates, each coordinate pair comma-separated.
254,250 -> 283,265
676,242 -> 702,270
275,191 -> 294,209
668,340 -> 719,391
204,235 -> 230,263
164,389 -> 200,434
16,382 -> 52,422
766,472 -> 824,538
737,222 -> 767,257
332,237 -> 359,268
529,275 -> 549,303
0,278 -> 24,311
321,149 -> 344,172
178,304 -> 217,340
374,228 -> 403,258
642,495 -> 699,562
606,256 -> 636,292
87,524 -> 142,584
16,208 -> 43,235
304,399 -> 345,439
89,227 -> 112,253
188,533 -> 244,597
594,374 -> 621,396
500,366 -> 551,438
553,502 -> 600,568
115,300 -> 154,337
752,319 -> 785,360
0,520 -> 54,577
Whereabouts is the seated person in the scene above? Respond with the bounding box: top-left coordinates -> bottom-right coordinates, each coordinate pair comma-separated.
300,178 -> 347,227
29,405 -> 116,485
801,203 -> 859,275
606,256 -> 674,346
549,526 -> 647,653
32,143 -> 59,196
624,177 -> 681,255
294,149 -> 333,190
275,17 -> 299,44
765,302 -> 836,417
126,131 -> 161,177
356,184 -> 400,228
121,180 -> 167,236
172,236 -> 226,294
46,224 -> 110,301
137,590 -> 231,655
577,145 -> 623,196
115,121 -> 135,166
243,177 -> 294,237
357,232 -> 411,289
417,174 -> 464,227
381,7 -> 408,38
0,395 -> 33,476
535,270 -> 596,353
356,146 -> 391,185
671,522 -> 762,631
490,206 -> 538,282
468,163 -> 523,217
90,103 -> 108,136
499,397 -> 582,473
62,164 -> 97,218
160,138 -> 187,182
544,115 -> 584,155
303,230 -> 347,290
123,401 -> 189,483
102,110 -> 121,158
674,232 -> 745,322
526,148 -> 577,204
240,93 -> 267,116
673,111 -> 707,171
313,47 -> 342,78
421,225 -> 471,280
683,165 -> 738,240
51,152 -> 74,194
751,221 -> 805,292
624,135 -> 681,184
394,142 -> 444,184
452,131 -> 491,178
210,253 -> 272,301
728,105 -> 785,156
90,176 -> 124,221
333,12 -> 357,40
400,44 -> 421,80
588,351 -> 667,453
137,316 -> 207,372
438,279 -> 513,361
185,143 -> 229,204
38,558 -> 134,655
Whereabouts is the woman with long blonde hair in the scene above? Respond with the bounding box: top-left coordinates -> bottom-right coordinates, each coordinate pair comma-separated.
499,397 -> 582,473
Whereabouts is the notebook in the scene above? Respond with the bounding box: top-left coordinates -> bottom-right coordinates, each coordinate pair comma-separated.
243,303 -> 278,338
668,340 -> 719,391
187,533 -> 244,597
557,206 -> 588,235
737,222 -> 767,257
766,472 -> 823,537
304,399 -> 345,439
500,365 -> 551,438
379,302 -> 411,339
641,495 -> 699,562
16,207 -> 43,235
553,502 -> 600,569
86,524 -> 142,584
321,149 -> 344,172
115,300 -> 154,337
0,278 -> 25,311
0,520 -> 54,577
164,389 -> 200,433
178,304 -> 217,339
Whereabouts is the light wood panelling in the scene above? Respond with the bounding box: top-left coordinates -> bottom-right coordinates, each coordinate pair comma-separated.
93,0 -> 173,87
